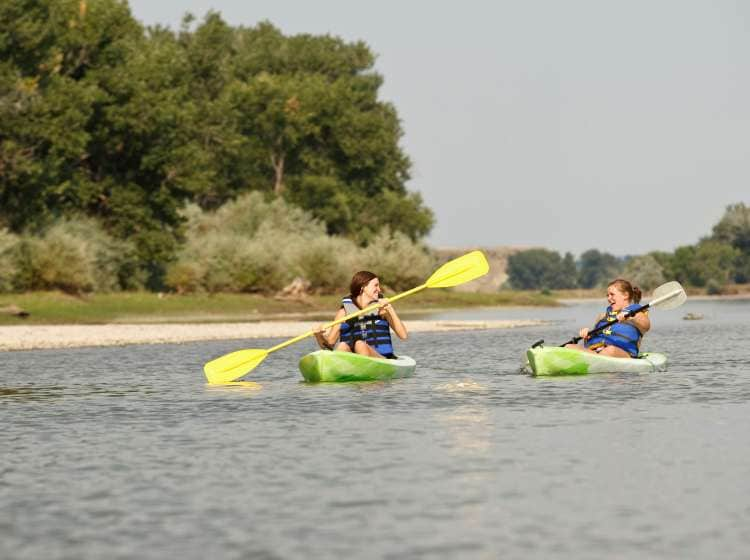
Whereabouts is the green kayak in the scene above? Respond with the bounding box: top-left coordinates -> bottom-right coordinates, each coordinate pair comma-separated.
525,346 -> 668,376
298,350 -> 416,382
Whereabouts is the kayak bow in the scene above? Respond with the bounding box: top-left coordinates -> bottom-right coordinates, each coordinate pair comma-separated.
299,350 -> 416,382
525,346 -> 667,376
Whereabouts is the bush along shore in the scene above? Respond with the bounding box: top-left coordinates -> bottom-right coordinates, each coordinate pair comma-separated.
0,193 -> 436,296
3,284 -> 747,327
0,290 -> 559,326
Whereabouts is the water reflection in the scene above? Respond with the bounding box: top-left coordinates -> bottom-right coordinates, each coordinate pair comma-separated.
0,383 -> 159,402
204,381 -> 262,391
435,404 -> 494,454
0,385 -> 66,401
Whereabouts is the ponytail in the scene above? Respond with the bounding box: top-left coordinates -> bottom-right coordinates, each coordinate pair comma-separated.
632,286 -> 642,304
609,278 -> 642,304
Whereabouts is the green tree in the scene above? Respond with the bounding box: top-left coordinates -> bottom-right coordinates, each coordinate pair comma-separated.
0,6 -> 435,290
693,240 -> 739,287
647,251 -> 674,280
622,254 -> 665,291
670,241 -> 738,288
507,249 -> 578,290
0,0 -> 178,286
712,203 -> 750,252
176,12 -> 249,208
225,21 -> 432,243
0,0 -> 133,231
710,202 -> 750,283
576,249 -> 622,288
669,245 -> 696,286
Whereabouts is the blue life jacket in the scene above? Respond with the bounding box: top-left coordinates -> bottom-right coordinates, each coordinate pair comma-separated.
338,296 -> 395,358
585,304 -> 645,358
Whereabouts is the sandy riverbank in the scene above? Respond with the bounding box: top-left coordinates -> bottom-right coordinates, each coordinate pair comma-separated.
0,319 -> 545,351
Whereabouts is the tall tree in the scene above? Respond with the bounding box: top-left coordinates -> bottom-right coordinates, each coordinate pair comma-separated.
0,0 -> 140,231
507,249 -> 577,290
1,6 -> 435,289
577,249 -> 622,288
712,202 -> 750,253
623,254 -> 665,291
711,202 -> 750,282
225,21 -> 432,243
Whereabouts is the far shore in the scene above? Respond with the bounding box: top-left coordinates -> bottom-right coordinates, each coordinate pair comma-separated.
1,289 -> 746,352
0,319 -> 546,352
556,292 -> 750,304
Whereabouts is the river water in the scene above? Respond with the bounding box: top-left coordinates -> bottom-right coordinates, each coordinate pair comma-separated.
2,299 -> 749,559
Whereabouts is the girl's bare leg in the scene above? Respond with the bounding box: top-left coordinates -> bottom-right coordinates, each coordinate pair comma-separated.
353,339 -> 384,358
565,343 -> 602,354
598,345 -> 631,358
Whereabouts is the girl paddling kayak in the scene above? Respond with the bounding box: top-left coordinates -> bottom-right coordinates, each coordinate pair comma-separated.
313,271 -> 408,359
566,278 -> 650,359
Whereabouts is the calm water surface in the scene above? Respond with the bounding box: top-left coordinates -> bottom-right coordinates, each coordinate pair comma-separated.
2,299 -> 750,559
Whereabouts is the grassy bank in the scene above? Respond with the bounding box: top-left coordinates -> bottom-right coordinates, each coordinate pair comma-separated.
3,283 -> 748,326
0,290 -> 559,325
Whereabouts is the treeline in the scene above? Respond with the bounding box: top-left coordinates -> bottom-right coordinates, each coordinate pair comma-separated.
506,203 -> 750,294
0,192 -> 436,294
0,1 -> 433,291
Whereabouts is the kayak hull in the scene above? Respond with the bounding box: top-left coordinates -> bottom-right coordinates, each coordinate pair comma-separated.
526,346 -> 667,376
299,350 -> 416,382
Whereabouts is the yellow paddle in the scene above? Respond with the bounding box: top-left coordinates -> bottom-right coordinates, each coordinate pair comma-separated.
203,250 -> 490,384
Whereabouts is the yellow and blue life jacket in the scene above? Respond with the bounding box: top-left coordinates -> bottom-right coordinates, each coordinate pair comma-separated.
585,304 -> 645,358
339,297 -> 395,358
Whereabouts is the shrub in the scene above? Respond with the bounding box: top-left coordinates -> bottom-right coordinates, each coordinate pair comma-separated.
357,228 -> 435,292
164,262 -> 206,294
53,218 -> 144,291
167,194 -> 435,294
5,218 -> 141,293
0,229 -> 20,292
166,227 -> 293,294
706,278 -> 723,295
185,191 -> 324,239
291,235 -> 359,293
623,254 -> 665,291
167,231 -> 287,293
19,231 -> 95,294
170,195 -> 418,293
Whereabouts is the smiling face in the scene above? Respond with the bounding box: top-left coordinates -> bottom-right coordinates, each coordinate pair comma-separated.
607,284 -> 631,311
361,277 -> 381,301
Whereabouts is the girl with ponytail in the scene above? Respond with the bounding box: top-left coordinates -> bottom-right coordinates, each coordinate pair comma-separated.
566,278 -> 650,358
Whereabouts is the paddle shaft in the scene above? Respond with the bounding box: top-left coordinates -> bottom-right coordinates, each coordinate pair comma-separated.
267,283 -> 427,354
562,287 -> 683,347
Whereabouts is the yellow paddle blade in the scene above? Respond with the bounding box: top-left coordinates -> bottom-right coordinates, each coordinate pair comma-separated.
425,250 -> 490,288
203,349 -> 268,384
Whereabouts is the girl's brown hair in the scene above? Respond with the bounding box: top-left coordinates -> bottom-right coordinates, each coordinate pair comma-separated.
609,278 -> 642,304
349,271 -> 378,299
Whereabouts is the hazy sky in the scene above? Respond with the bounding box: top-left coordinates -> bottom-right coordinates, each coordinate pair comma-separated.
127,1 -> 749,256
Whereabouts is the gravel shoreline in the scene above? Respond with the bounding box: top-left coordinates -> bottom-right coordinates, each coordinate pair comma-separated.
0,319 -> 545,351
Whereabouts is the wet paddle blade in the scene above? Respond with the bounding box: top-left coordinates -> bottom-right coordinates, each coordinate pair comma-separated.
649,281 -> 687,310
203,349 -> 268,384
426,250 -> 490,288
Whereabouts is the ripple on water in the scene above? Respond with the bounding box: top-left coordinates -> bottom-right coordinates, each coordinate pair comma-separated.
2,300 -> 750,558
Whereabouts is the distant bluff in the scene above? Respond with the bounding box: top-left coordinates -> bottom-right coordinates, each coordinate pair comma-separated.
433,247 -> 534,293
